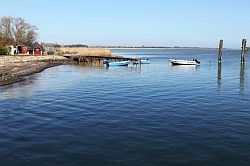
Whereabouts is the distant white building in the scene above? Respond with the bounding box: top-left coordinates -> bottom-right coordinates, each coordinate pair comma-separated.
7,46 -> 16,55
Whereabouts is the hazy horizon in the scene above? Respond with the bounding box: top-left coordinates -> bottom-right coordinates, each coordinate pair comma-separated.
0,0 -> 249,49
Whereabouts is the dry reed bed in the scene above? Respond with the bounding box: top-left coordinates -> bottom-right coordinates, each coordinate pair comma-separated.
57,48 -> 118,57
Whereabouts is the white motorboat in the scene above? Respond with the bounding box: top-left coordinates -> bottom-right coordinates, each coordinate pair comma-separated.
133,59 -> 151,64
169,59 -> 200,65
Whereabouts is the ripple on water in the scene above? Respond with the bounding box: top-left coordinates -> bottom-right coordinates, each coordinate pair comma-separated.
1,50 -> 250,165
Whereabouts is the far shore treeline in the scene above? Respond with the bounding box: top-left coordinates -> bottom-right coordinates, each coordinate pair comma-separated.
0,16 -> 38,54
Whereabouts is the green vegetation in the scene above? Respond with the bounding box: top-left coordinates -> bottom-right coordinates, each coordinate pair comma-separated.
0,54 -> 32,56
0,45 -> 8,55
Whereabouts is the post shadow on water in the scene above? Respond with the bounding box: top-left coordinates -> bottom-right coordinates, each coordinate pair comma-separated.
217,62 -> 222,90
217,62 -> 246,92
217,61 -> 246,93
240,63 -> 246,92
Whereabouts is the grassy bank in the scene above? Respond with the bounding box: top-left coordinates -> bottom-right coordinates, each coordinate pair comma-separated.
0,54 -> 33,56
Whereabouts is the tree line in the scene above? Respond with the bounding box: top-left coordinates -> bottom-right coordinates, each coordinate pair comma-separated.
0,16 -> 38,47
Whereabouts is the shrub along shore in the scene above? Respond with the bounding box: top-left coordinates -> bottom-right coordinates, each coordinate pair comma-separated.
0,56 -> 71,86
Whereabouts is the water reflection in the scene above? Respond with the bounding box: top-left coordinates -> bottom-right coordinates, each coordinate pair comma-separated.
217,62 -> 246,93
106,64 -> 142,73
217,63 -> 222,90
0,75 -> 38,99
240,63 -> 245,92
0,65 -> 75,99
170,65 -> 199,72
79,61 -> 104,67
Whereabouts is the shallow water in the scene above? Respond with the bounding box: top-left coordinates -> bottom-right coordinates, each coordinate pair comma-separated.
0,49 -> 250,166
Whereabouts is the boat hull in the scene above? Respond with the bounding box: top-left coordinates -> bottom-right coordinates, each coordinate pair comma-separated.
133,60 -> 151,64
169,59 -> 200,65
106,61 -> 129,66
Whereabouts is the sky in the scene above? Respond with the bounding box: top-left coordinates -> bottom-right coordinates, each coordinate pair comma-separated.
0,0 -> 249,48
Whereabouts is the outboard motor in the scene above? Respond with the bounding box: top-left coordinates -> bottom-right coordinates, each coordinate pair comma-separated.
195,59 -> 200,64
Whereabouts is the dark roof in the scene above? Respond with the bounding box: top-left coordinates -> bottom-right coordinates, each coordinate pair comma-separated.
28,43 -> 44,50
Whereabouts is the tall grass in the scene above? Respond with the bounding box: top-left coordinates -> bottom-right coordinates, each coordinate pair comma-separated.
57,47 -> 114,57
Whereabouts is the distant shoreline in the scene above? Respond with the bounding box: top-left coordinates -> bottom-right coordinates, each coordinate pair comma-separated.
91,47 -> 240,51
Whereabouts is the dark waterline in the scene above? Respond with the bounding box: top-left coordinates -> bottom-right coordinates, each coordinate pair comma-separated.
0,49 -> 250,166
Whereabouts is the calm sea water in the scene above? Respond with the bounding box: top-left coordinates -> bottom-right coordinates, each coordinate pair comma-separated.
0,49 -> 250,166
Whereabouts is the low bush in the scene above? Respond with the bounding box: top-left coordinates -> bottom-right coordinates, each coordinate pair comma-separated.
0,45 -> 8,55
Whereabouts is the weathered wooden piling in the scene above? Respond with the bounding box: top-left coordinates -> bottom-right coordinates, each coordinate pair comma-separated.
218,39 -> 223,63
241,39 -> 247,64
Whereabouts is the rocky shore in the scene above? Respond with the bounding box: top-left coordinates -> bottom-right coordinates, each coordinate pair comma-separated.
0,56 -> 71,86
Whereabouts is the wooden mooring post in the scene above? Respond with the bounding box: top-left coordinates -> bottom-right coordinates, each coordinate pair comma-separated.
241,39 -> 247,64
218,39 -> 223,63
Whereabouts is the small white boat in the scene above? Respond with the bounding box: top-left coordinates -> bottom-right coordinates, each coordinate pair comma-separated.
169,59 -> 200,65
133,59 -> 151,64
106,61 -> 130,66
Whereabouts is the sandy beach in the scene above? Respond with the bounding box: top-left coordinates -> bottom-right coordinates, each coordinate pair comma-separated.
0,56 -> 70,86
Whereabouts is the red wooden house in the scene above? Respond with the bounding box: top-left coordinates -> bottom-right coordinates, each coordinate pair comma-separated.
17,45 -> 28,54
28,43 -> 44,55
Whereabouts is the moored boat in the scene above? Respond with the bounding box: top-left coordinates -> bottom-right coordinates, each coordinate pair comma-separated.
106,61 -> 130,66
169,59 -> 200,65
133,59 -> 151,64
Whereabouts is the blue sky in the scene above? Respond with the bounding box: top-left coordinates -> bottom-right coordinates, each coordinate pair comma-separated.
0,0 -> 249,48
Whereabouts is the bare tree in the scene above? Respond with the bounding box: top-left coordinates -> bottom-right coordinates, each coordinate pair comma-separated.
0,16 -> 38,46
0,16 -> 14,45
